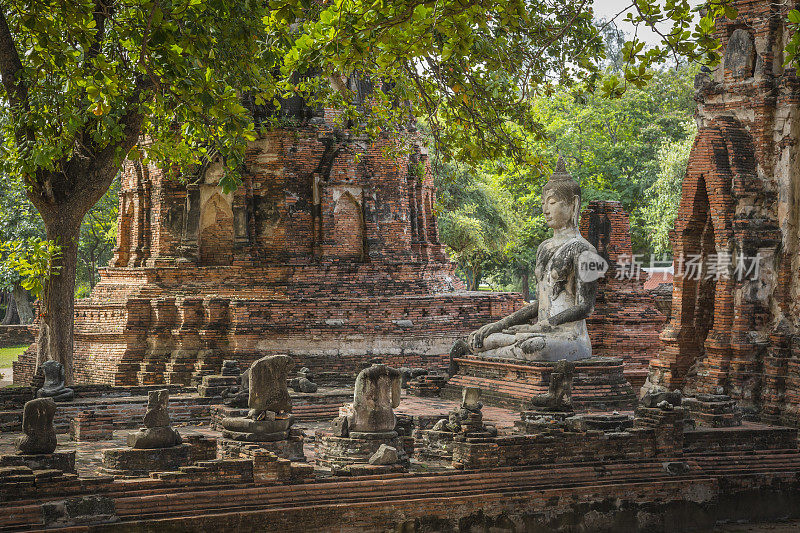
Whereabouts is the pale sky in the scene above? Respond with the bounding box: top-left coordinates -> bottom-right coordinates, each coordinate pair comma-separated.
591,0 -> 704,47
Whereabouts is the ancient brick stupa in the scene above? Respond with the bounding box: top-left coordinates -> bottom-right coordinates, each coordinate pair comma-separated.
14,103 -> 520,386
641,2 -> 800,427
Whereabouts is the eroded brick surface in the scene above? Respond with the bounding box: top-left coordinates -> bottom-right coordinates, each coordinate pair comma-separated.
643,1 -> 800,427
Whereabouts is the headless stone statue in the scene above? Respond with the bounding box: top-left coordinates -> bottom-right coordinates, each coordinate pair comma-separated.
221,355 -> 295,441
247,354 -> 293,418
36,360 -> 74,402
347,364 -> 401,433
16,398 -> 57,455
451,157 -> 599,363
127,389 -> 182,449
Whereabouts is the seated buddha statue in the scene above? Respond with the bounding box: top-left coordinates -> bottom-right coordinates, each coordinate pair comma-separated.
451,157 -> 600,363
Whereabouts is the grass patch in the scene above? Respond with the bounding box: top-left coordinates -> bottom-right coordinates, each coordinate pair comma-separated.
0,345 -> 27,368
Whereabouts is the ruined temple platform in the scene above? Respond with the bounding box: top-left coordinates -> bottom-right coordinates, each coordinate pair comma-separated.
443,355 -> 636,410
3,387 -> 800,531
2,420 -> 800,531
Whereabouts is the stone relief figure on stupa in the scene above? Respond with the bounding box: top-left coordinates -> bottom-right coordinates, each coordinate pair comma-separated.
452,157 -> 600,362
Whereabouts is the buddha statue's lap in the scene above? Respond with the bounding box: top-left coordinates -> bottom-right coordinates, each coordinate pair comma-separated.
479,330 -> 591,362
453,157 -> 599,364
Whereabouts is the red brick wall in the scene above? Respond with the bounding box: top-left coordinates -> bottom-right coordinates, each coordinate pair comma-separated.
579,201 -> 668,387
0,325 -> 35,349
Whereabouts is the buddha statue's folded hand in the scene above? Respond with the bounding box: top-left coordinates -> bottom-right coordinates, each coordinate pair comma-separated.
468,322 -> 499,350
528,319 -> 552,333
504,320 -> 549,334
517,336 -> 546,354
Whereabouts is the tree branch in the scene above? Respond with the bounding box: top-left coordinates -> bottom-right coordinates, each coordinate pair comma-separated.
0,7 -> 32,144
81,76 -> 153,208
87,0 -> 114,63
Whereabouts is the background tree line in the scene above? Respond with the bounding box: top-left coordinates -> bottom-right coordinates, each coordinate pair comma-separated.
435,23 -> 696,295
0,175 -> 118,324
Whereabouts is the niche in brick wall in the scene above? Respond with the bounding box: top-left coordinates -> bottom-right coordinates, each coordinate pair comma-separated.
112,192 -> 135,267
198,163 -> 235,266
331,189 -> 365,261
725,28 -> 756,80
689,177 -> 717,365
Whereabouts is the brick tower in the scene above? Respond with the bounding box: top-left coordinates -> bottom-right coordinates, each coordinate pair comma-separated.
579,201 -> 668,389
643,0 -> 800,425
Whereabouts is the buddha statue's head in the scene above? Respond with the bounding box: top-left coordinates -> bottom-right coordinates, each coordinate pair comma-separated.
541,156 -> 581,230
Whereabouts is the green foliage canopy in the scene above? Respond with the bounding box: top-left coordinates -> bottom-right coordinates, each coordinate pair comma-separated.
638,121 -> 696,256
435,60 -> 698,292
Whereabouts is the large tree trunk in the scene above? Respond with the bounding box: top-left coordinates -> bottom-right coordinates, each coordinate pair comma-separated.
36,216 -> 81,385
468,264 -> 482,291
1,291 -> 18,325
0,292 -> 17,326
12,283 -> 33,324
521,268 -> 530,302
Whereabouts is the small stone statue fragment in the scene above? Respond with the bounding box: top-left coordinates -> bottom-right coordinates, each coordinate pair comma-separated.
290,367 -> 318,393
640,389 -> 682,409
16,398 -> 57,455
369,444 -> 399,465
528,360 -> 575,412
221,360 -> 241,376
127,389 -> 182,449
347,364 -> 402,433
431,387 -> 496,437
36,360 -> 74,402
398,367 -> 429,388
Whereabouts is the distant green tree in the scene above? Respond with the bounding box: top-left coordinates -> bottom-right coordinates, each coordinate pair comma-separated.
436,163 -> 511,290
433,63 -> 698,290
636,121 -> 696,256
0,173 -> 44,323
76,179 -> 119,295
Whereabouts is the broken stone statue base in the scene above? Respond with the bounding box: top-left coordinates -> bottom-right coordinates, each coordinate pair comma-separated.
220,415 -> 294,442
0,451 -> 76,473
314,430 -> 409,475
100,444 -> 192,477
219,431 -> 306,463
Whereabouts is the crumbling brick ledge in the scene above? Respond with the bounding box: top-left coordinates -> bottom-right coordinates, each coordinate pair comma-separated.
3,450 -> 800,531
